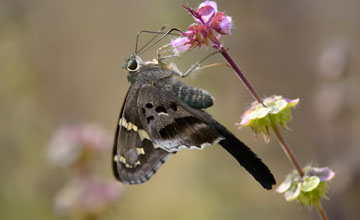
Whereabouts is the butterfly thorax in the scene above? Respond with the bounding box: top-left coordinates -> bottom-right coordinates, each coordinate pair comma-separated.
124,55 -> 173,85
136,65 -> 173,84
124,54 -> 214,109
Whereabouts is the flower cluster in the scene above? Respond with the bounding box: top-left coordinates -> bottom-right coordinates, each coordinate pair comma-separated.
54,177 -> 123,217
237,96 -> 299,142
47,123 -> 111,167
47,123 -> 123,218
276,166 -> 335,207
171,1 -> 233,53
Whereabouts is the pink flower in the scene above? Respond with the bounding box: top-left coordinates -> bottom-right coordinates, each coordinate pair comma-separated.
212,12 -> 232,34
171,1 -> 233,53
196,1 -> 218,24
170,37 -> 192,54
54,177 -> 123,217
47,123 -> 111,167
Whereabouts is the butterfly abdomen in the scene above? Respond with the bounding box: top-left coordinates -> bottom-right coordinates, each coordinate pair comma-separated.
172,84 -> 214,109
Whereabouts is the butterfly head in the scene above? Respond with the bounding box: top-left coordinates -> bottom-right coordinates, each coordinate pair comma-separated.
123,54 -> 143,72
123,54 -> 144,84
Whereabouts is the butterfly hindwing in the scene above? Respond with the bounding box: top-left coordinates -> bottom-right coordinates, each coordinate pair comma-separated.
136,84 -> 224,153
112,82 -> 172,184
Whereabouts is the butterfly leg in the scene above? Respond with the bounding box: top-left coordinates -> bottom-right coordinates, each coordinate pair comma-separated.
156,45 -> 229,78
179,50 -> 230,78
157,43 -> 179,60
155,43 -> 181,70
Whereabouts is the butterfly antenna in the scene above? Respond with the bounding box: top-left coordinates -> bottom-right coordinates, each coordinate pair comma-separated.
135,26 -> 166,54
137,28 -> 182,55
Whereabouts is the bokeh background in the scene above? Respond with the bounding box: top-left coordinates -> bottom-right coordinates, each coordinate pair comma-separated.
1,0 -> 359,219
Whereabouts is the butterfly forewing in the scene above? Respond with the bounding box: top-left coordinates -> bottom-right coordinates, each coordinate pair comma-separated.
112,82 -> 172,184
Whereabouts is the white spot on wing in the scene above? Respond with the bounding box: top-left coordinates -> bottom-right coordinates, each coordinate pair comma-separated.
119,118 -> 138,132
157,136 -> 225,153
138,129 -> 151,141
136,147 -> 145,155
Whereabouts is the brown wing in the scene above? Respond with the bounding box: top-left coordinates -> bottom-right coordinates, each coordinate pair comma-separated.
136,84 -> 224,153
112,82 -> 172,184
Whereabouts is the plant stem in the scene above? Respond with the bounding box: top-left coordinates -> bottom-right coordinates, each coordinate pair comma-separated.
272,123 -> 329,220
316,202 -> 329,220
219,47 -> 329,220
219,47 -> 304,175
219,46 -> 304,175
271,122 -> 304,176
272,122 -> 328,220
219,47 -> 265,106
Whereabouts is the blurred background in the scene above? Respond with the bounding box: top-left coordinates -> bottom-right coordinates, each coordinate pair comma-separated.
1,0 -> 359,219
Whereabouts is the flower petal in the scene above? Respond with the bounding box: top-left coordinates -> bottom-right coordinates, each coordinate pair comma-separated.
238,110 -> 251,126
212,13 -> 232,34
249,105 -> 269,119
301,176 -> 321,192
276,175 -> 293,193
170,37 -> 192,54
284,98 -> 300,107
285,182 -> 302,201
307,167 -> 335,182
198,1 -> 218,12
268,99 -> 287,114
197,5 -> 217,24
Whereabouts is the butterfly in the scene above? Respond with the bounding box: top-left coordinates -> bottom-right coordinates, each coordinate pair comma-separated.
112,31 -> 276,190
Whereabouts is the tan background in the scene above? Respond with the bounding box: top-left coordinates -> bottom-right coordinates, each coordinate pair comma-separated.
1,0 -> 359,219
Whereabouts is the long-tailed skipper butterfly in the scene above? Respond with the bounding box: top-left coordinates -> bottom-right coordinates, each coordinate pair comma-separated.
112,28 -> 276,189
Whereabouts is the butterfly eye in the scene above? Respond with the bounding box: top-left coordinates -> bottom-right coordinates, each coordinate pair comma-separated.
127,60 -> 138,71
